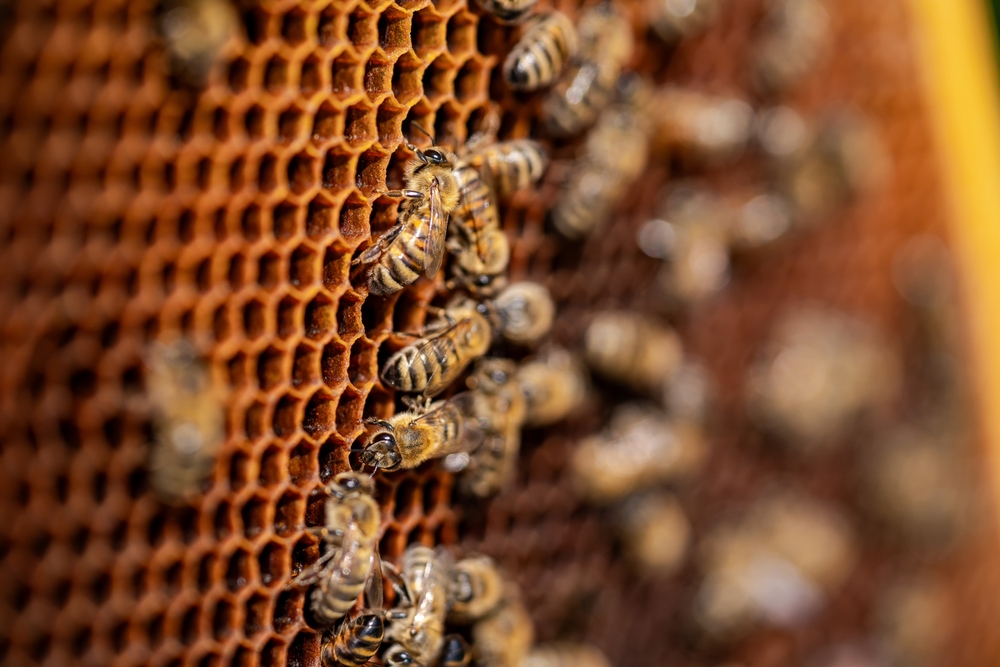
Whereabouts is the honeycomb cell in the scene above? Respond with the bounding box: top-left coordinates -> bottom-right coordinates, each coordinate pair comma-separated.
289,441 -> 318,486
274,394 -> 302,438
181,605 -> 200,646
412,7 -> 447,57
242,298 -> 267,339
233,644 -> 255,667
230,450 -> 252,492
257,346 -> 285,391
258,251 -> 281,289
454,57 -> 487,103
335,386 -> 365,438
290,244 -> 319,287
336,291 -> 364,340
322,148 -> 356,191
257,153 -> 280,193
344,103 -> 377,148
245,105 -> 266,140
245,401 -> 267,442
278,105 -> 305,143
229,57 -> 251,92
304,390 -> 337,438
331,52 -> 363,100
338,193 -> 371,243
265,55 -> 290,94
349,7 -> 379,50
391,52 -> 424,105
348,337 -> 377,388
258,540 -> 286,588
245,592 -> 270,638
447,11 -> 477,57
287,151 -> 318,194
198,553 -> 217,593
212,598 -> 236,640
304,293 -> 336,341
275,491 -> 305,537
365,54 -> 393,101
292,343 -> 321,389
312,102 -> 344,145
379,6 -> 412,56
273,202 -> 301,240
273,590 -> 300,634
300,54 -> 323,97
321,339 -> 350,388
263,637 -> 287,667
281,8 -> 308,46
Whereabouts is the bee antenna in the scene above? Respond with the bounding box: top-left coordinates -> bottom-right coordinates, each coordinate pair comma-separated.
411,121 -> 435,142
369,464 -> 379,479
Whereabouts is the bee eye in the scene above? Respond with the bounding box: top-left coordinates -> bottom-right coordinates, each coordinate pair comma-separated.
343,476 -> 360,490
425,149 -> 445,163
372,433 -> 394,444
491,370 -> 507,383
477,275 -> 491,286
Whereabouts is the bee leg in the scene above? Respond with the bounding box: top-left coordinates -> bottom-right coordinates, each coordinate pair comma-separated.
399,396 -> 433,414
353,224 -> 404,266
381,562 -> 413,606
425,306 -> 457,328
380,189 -> 425,200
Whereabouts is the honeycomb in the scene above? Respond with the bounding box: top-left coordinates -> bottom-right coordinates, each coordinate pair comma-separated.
1,1 -> 999,667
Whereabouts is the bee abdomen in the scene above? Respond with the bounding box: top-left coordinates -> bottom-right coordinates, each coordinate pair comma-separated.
503,12 -> 577,91
543,64 -> 616,138
323,615 -> 385,667
310,562 -> 369,625
383,335 -> 461,393
480,140 -> 548,197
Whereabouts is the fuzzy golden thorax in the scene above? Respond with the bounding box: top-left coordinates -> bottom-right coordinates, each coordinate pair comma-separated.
404,146 -> 461,212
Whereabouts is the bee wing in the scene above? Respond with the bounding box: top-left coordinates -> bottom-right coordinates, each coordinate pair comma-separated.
364,546 -> 384,611
469,160 -> 500,261
424,177 -> 448,278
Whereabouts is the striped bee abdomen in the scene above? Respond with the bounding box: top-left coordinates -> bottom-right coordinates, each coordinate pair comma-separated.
503,12 -> 578,91
323,615 -> 385,667
477,140 -> 548,197
382,325 -> 466,396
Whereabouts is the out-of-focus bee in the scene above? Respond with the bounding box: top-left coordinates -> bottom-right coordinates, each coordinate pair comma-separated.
287,473 -> 381,626
381,299 -> 493,397
572,404 -> 706,504
650,88 -> 755,164
661,360 -> 713,425
552,76 -> 652,238
617,492 -> 691,575
385,545 -> 453,664
360,393 -> 484,472
647,0 -> 724,43
523,643 -> 611,667
448,555 -> 505,623
583,311 -> 684,395
471,580 -> 534,667
450,359 -> 528,498
873,577 -> 951,667
543,5 -> 634,138
757,107 -> 889,224
322,613 -> 385,667
491,281 -> 555,346
516,348 -> 589,427
751,0 -> 830,95
504,11 -> 578,91
439,635 -> 472,667
156,0 -> 237,88
382,643 -> 419,666
745,306 -> 899,449
472,0 -> 538,24
694,492 -> 856,637
355,142 -> 461,296
145,339 -> 225,505
474,139 -> 548,198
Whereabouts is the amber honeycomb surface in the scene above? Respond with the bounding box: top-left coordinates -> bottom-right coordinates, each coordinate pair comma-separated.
1,1 -> 999,666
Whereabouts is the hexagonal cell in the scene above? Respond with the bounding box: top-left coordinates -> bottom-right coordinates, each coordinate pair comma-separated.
288,151 -> 319,194
336,291 -> 364,339
379,526 -> 405,563
257,153 -> 280,193
243,299 -> 267,339
391,52 -> 423,105
304,391 -> 336,438
258,540 -> 287,588
244,592 -> 270,638
361,293 -> 395,337
364,54 -> 392,100
229,450 -> 251,492
317,6 -> 343,47
257,346 -> 285,391
229,57 -> 251,92
348,337 -> 377,387
454,57 -> 486,102
259,446 -> 285,489
226,547 -> 252,592
323,247 -> 351,289
340,192 -> 371,243
265,55 -> 290,93
289,440 -> 317,486
292,343 -> 321,389
300,54 -> 323,96
322,340 -> 350,388
241,494 -> 269,539
277,295 -> 301,340
278,105 -> 305,143
262,638 -> 287,667
233,644 -> 254,667
312,102 -> 345,145
304,294 -> 336,340
290,244 -> 319,287
348,6 -> 378,49
331,52 -> 363,100
181,605 -> 200,646
287,632 -> 319,667
242,205 -> 263,241
378,6 -> 411,55
434,102 -> 463,147
291,533 -> 322,579
228,351 -> 248,387
275,490 -> 306,537
198,553 -> 217,592
258,251 -> 280,288
273,394 -> 302,438
446,11 -> 477,57
273,202 -> 301,240
230,156 -> 248,192
273,589 -> 301,633
423,55 -> 456,103
229,252 -> 247,288
345,103 -> 377,148
245,104 -> 266,139
244,401 -> 267,441
394,478 -> 420,519
356,149 -> 390,193
245,5 -> 270,44
413,7 -> 447,57
282,8 -> 307,45
335,386 -> 365,437
322,148 -> 357,191
212,598 -> 236,640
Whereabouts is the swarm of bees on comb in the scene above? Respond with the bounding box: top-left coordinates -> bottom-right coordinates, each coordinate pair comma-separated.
0,0 -> 992,665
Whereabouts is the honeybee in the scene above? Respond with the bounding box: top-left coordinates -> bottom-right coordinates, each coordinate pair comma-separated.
650,88 -> 755,164
647,0 -> 723,42
474,139 -> 549,198
385,545 -> 453,663
552,78 -> 652,238
523,643 -> 611,667
381,299 -> 493,397
471,580 -> 534,667
440,635 -> 473,667
448,555 -> 505,623
156,0 -> 237,88
516,348 -> 589,427
543,4 -> 634,137
448,157 -> 511,296
360,393 -> 484,472
145,339 -> 225,505
583,311 -> 683,394
287,473 -> 381,626
503,11 -> 578,91
617,492 -> 691,575
322,613 -> 385,667
571,403 -> 707,504
492,281 -> 555,346
355,142 -> 461,296
472,0 -> 538,24
751,0 -> 830,95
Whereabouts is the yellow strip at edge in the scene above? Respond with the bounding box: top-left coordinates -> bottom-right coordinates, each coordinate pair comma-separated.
907,0 -> 1000,526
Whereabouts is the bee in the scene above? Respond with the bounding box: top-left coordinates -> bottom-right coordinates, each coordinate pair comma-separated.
751,0 -> 830,95
145,339 -> 225,505
385,545 -> 453,664
543,5 -> 634,138
647,0 -> 723,43
552,77 -> 651,238
354,141 -> 461,296
472,0 -> 538,24
516,348 -> 589,427
492,281 -> 555,346
322,613 -> 385,667
523,643 -> 611,667
617,492 -> 691,575
571,403 -> 706,505
448,555 -> 505,623
360,393 -> 484,472
440,635 -> 473,667
583,311 -> 684,395
650,88 -> 755,164
503,11 -> 578,91
473,139 -> 549,198
874,577 -> 951,667
287,473 -> 381,627
156,0 -> 237,88
471,581 -> 534,667
448,156 -> 511,296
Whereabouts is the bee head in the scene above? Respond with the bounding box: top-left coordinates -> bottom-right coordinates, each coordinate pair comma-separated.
361,431 -> 403,471
332,471 -> 375,496
422,148 -> 449,164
